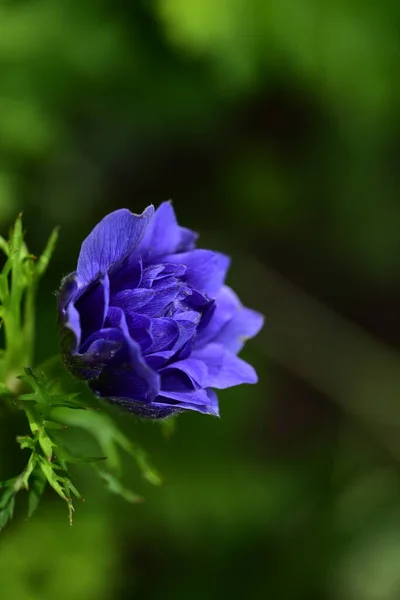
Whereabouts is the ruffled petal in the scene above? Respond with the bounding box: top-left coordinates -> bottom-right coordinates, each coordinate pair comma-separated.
214,307 -> 264,354
163,249 -> 230,295
196,285 -> 264,353
161,358 -> 207,389
191,343 -> 258,389
145,318 -> 180,353
77,206 -> 154,286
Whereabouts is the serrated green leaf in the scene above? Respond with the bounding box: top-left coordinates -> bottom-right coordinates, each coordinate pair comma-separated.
37,456 -> 69,503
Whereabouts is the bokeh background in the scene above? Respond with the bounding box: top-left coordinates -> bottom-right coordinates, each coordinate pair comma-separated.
1,0 -> 400,598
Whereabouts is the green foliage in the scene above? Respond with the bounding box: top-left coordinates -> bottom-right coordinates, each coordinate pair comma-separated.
0,214 -> 58,390
0,365 -> 162,531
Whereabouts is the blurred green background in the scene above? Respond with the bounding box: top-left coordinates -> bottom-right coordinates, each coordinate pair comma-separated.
1,0 -> 400,598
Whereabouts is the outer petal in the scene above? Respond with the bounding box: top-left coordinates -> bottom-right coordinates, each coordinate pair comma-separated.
157,389 -> 219,416
64,327 -> 124,380
58,273 -> 81,354
194,285 -> 237,347
196,285 -> 264,353
214,307 -> 264,354
191,343 -> 258,389
161,358 -> 207,389
77,206 -> 154,286
75,275 -> 109,345
58,272 -> 79,314
137,201 -> 198,259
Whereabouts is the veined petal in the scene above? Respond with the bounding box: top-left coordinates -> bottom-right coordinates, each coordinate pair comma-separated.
111,288 -> 154,313
138,201 -> 198,259
77,206 -> 154,286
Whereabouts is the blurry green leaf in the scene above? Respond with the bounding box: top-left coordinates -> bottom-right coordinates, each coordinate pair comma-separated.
92,464 -> 143,504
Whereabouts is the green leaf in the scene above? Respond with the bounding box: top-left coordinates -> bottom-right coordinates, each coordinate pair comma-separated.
92,465 -> 143,504
36,226 -> 59,276
27,469 -> 47,519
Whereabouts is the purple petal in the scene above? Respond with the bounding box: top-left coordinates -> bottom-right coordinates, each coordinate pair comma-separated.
214,307 -> 264,354
141,283 -> 189,318
116,310 -> 153,352
145,350 -> 176,370
145,318 -> 180,353
161,358 -> 207,389
177,227 -> 198,252
91,368 -> 154,403
105,306 -> 160,400
141,265 -> 165,288
195,285 -> 238,347
191,343 -> 258,389
137,201 -> 198,260
111,288 -> 154,313
75,275 -> 109,345
77,206 -> 154,286
110,256 -> 142,294
79,328 -> 124,362
58,273 -> 79,313
60,302 -> 81,353
156,389 -> 219,416
163,249 -> 230,295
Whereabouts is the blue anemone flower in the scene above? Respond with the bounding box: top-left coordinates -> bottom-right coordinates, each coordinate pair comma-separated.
58,203 -> 263,418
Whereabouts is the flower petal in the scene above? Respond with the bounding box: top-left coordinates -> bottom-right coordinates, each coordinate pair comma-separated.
111,289 -> 154,313
77,206 -> 154,286
196,285 -> 264,353
75,275 -> 109,346
106,306 -> 160,400
215,307 -> 264,354
138,201 -> 198,259
157,389 -> 219,416
163,249 -> 230,294
192,343 -> 258,389
161,358 -> 207,389
146,318 -> 180,353
110,256 -> 142,294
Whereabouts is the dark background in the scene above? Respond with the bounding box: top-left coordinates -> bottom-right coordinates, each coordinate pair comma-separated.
1,1 -> 400,598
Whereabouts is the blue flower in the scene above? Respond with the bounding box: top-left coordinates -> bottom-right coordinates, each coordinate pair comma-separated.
58,203 -> 263,418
